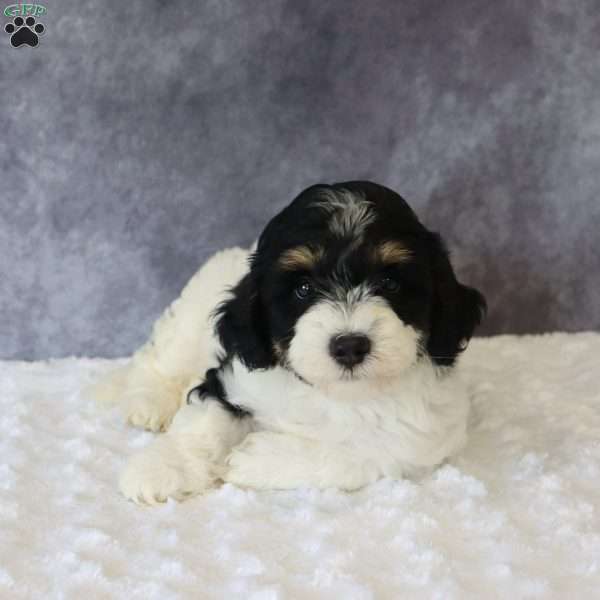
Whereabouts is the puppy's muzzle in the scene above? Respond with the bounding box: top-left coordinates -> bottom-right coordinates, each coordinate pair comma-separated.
329,334 -> 371,368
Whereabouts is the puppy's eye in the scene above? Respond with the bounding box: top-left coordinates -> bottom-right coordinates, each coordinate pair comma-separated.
295,280 -> 313,300
378,277 -> 400,293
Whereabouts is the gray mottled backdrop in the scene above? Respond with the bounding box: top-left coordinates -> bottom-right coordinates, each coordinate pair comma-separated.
1,0 -> 599,359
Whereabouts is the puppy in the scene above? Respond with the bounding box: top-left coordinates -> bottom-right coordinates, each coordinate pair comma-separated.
92,181 -> 486,504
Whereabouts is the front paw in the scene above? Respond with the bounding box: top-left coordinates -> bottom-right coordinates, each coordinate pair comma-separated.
225,445 -> 269,490
225,433 -> 375,491
224,433 -> 298,490
119,442 -> 217,504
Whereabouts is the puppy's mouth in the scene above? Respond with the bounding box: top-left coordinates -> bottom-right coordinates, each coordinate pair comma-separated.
288,365 -> 313,386
273,349 -> 314,386
287,360 -> 374,387
338,366 -> 368,381
280,358 -> 368,386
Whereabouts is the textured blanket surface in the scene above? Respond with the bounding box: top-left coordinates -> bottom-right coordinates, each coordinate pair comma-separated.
1,333 -> 599,599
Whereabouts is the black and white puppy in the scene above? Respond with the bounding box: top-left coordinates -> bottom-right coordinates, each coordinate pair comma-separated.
92,181 -> 485,504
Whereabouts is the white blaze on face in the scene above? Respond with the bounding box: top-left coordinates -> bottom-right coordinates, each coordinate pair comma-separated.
314,189 -> 375,240
288,291 -> 421,385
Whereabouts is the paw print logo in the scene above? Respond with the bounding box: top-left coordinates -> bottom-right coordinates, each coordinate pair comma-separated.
4,15 -> 45,47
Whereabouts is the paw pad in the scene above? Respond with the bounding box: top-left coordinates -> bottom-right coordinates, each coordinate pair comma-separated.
4,16 -> 45,47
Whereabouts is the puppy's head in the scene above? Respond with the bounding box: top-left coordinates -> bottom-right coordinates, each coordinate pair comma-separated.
217,181 -> 486,385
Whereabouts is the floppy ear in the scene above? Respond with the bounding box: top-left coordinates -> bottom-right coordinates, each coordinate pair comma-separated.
426,233 -> 487,366
215,270 -> 276,370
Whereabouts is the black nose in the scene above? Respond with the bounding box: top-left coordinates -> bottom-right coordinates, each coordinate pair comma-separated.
329,334 -> 371,368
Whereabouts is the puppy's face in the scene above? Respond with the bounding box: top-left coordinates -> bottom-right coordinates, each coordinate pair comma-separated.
217,181 -> 486,385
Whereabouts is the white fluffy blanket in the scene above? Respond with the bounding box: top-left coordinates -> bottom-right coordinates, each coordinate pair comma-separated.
1,333 -> 599,599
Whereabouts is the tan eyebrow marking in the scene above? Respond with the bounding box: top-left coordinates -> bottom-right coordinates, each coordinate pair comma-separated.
278,245 -> 324,271
375,241 -> 412,264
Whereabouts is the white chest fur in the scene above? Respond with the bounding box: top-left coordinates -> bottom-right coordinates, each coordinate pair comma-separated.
221,358 -> 470,479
